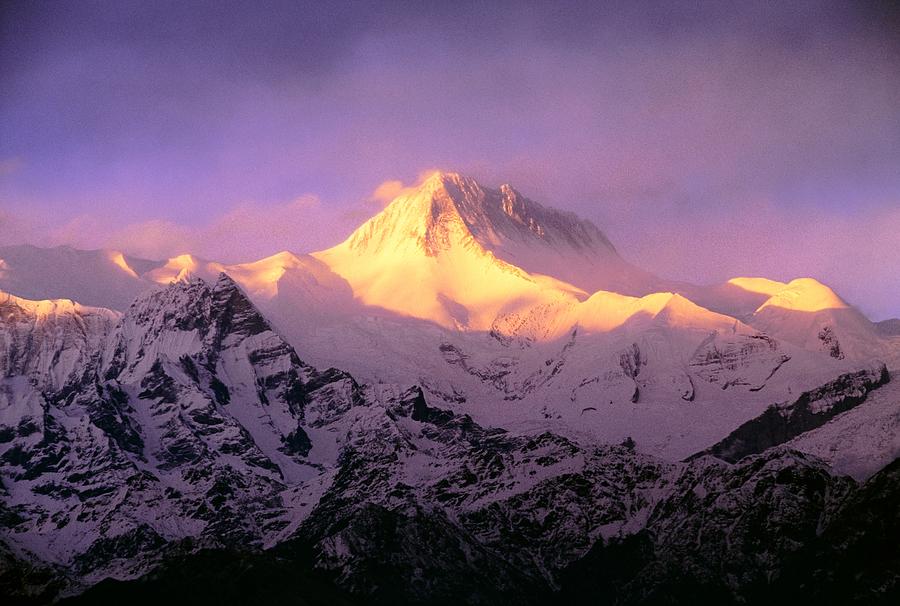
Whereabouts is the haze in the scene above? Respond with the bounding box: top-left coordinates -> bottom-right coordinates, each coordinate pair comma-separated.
1,1 -> 898,319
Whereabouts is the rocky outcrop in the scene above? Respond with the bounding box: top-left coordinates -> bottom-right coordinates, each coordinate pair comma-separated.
0,276 -> 363,594
697,364 -> 890,462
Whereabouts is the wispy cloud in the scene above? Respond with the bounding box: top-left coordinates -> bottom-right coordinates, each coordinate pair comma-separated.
0,195 -> 359,263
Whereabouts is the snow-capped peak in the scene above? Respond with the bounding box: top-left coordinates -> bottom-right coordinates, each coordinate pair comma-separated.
311,173 -> 667,330
754,277 -> 849,313
333,171 -> 619,261
0,288 -> 119,322
144,253 -> 222,285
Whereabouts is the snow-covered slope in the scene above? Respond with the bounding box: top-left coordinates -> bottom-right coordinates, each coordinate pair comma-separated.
0,173 -> 895,462
1,290 -> 120,392
787,368 -> 900,480
1,276 -> 897,604
316,172 -> 661,307
686,276 -> 890,362
745,277 -> 881,359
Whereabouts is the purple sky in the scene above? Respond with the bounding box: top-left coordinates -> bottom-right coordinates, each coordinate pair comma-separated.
1,1 -> 899,319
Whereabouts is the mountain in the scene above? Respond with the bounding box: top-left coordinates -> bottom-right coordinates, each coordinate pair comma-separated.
876,318 -> 900,336
3,173 -> 890,372
313,172 -> 663,331
288,173 -> 892,461
2,278 -> 897,604
0,276 -> 365,595
0,282 -> 892,603
0,173 -> 896,462
1,171 -> 898,603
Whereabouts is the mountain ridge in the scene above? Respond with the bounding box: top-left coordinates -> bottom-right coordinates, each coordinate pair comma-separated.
1,267 -> 897,604
1,173 -> 896,463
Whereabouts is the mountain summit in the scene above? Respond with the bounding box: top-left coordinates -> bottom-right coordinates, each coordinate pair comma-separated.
321,172 -> 658,297
313,172 -> 663,329
339,171 -> 617,257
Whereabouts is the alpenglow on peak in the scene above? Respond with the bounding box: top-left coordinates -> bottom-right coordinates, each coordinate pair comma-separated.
331,171 -> 621,260
311,172 -> 666,327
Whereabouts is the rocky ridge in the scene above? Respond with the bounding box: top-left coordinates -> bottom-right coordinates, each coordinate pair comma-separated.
0,277 -> 896,604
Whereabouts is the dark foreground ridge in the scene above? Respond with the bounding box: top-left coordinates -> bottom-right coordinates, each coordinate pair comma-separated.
41,455 -> 900,606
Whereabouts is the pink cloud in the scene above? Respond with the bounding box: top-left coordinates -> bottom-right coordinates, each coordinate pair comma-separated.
0,195 -> 354,263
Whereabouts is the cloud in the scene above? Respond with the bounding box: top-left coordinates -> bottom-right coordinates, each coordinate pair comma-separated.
370,170 -> 444,207
370,180 -> 409,206
0,208 -> 37,241
336,170 -> 444,227
0,195 -> 360,263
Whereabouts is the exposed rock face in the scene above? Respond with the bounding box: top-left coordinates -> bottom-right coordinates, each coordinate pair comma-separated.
819,325 -> 845,359
0,276 -> 363,593
284,385 -> 672,600
771,456 -> 900,604
54,452 -> 899,606
698,364 -> 890,462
